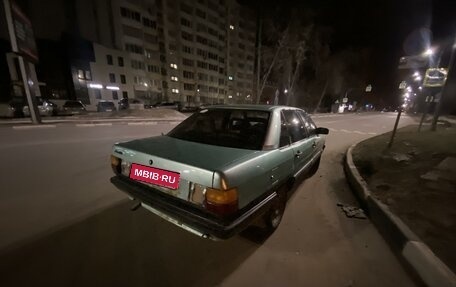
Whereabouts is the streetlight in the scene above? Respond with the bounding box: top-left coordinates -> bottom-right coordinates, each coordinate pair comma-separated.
423,48 -> 434,56
143,82 -> 152,105
430,33 -> 456,131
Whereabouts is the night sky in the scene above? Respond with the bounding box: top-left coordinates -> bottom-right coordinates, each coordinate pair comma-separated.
244,0 -> 456,104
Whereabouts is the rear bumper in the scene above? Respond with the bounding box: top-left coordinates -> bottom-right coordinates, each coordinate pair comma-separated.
110,175 -> 277,240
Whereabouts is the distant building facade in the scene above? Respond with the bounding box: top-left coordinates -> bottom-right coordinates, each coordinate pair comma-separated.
0,0 -> 257,107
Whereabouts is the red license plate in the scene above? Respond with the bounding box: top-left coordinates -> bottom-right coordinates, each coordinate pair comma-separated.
129,163 -> 180,190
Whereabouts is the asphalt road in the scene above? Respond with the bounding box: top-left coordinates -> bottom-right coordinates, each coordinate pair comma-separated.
0,112 -> 421,287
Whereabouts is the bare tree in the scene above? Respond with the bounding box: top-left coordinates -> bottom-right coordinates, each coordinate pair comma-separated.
256,6 -> 370,111
256,27 -> 289,104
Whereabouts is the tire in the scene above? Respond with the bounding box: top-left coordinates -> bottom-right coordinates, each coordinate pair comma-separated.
307,155 -> 321,177
263,191 -> 287,232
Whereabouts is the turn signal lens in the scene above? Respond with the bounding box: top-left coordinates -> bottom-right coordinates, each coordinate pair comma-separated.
206,188 -> 238,204
111,155 -> 121,175
205,187 -> 238,215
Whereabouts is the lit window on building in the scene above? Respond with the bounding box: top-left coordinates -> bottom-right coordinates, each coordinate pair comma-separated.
229,25 -> 234,30
172,88 -> 179,94
170,63 -> 178,69
170,76 -> 178,81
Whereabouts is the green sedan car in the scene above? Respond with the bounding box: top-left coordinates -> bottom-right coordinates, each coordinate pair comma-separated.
110,105 -> 328,240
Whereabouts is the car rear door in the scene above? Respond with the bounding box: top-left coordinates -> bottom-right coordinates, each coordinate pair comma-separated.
281,109 -> 313,177
296,110 -> 322,159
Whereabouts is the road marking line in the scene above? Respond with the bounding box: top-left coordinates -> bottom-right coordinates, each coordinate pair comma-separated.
167,121 -> 181,125
353,131 -> 365,134
367,132 -> 377,135
128,122 -> 158,126
76,123 -> 113,127
340,129 -> 351,133
13,125 -> 57,130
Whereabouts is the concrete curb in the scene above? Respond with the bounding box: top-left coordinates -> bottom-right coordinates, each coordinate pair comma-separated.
0,117 -> 186,125
344,143 -> 456,287
2,119 -> 184,129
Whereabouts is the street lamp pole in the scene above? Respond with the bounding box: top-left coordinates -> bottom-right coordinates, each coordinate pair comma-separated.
430,32 -> 456,131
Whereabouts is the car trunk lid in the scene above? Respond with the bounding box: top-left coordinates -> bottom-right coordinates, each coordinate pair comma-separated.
114,136 -> 258,205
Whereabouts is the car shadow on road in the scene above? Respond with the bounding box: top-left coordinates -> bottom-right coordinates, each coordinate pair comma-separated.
0,199 -> 259,287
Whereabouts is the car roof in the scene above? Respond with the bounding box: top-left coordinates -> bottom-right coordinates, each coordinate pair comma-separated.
204,104 -> 306,113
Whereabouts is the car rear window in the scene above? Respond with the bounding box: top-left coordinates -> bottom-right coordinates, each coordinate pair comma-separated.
168,109 -> 270,150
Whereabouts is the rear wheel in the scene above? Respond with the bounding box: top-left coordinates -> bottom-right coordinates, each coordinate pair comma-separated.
263,188 -> 287,232
241,186 -> 288,243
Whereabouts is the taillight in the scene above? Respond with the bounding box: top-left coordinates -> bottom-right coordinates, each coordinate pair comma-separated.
111,155 -> 121,175
205,187 -> 238,215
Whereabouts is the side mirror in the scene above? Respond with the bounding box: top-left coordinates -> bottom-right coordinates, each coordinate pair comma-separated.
315,127 -> 329,135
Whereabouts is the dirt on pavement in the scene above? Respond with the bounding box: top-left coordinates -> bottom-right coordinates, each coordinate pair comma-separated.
352,124 -> 456,272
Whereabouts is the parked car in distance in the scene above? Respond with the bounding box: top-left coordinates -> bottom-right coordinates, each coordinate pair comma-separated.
23,98 -> 58,117
129,99 -> 144,110
110,105 -> 329,240
198,103 -> 214,110
153,101 -> 180,110
118,98 -> 129,110
62,100 -> 87,115
97,100 -> 117,112
180,102 -> 202,112
0,102 -> 17,118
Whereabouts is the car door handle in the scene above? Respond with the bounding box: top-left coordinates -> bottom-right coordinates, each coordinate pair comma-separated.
312,142 -> 317,148
295,150 -> 302,158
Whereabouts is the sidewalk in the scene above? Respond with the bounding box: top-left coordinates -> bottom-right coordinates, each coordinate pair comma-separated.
345,124 -> 456,287
0,109 -> 188,125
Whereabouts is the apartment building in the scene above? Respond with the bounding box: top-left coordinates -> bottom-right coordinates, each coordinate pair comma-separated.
1,0 -> 256,106
86,44 -> 135,104
100,0 -> 257,105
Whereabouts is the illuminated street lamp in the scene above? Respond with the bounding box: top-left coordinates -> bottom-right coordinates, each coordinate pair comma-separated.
423,48 -> 434,56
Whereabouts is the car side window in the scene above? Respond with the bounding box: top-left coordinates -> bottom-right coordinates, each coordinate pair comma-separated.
297,110 -> 316,136
279,112 -> 291,147
282,110 -> 307,143
305,115 -> 317,136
